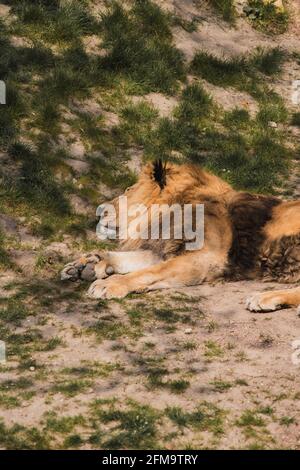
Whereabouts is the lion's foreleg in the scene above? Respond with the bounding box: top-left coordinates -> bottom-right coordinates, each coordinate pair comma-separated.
94,250 -> 161,278
61,250 -> 160,281
87,250 -> 226,299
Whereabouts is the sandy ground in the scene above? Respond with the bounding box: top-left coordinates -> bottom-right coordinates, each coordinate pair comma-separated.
0,274 -> 300,449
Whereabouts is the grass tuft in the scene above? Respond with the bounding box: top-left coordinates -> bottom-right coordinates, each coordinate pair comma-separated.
291,112 -> 300,127
93,401 -> 159,449
246,0 -> 289,35
208,0 -> 236,23
100,0 -> 185,94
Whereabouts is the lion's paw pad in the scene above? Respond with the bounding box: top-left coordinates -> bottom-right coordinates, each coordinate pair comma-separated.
61,254 -> 100,282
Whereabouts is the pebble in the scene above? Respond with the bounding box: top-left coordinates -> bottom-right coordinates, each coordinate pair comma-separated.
184,328 -> 193,335
268,121 -> 278,128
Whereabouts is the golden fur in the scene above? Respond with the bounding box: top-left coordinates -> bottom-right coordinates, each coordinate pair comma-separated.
61,161 -> 300,312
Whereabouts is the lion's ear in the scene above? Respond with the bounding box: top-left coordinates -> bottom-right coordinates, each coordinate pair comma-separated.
153,159 -> 167,189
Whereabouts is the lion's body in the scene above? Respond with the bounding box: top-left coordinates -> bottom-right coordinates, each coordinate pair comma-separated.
61,161 -> 300,312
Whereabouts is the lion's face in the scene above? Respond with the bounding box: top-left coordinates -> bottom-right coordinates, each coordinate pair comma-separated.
97,165 -> 160,240
96,160 -> 233,242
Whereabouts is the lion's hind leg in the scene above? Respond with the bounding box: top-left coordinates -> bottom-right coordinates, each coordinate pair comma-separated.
246,286 -> 300,313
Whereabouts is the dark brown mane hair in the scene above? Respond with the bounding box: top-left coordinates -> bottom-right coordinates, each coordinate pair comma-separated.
153,159 -> 167,189
227,192 -> 281,278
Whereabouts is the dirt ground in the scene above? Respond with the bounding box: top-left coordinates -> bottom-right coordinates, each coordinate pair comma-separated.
1,275 -> 300,449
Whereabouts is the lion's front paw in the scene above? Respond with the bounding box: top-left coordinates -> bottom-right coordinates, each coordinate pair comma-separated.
87,275 -> 129,299
246,292 -> 284,312
61,253 -> 101,282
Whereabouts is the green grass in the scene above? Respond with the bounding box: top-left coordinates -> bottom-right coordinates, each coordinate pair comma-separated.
51,379 -> 91,397
223,108 -> 250,129
0,377 -> 33,392
63,433 -> 83,448
0,299 -> 32,326
172,15 -> 202,32
88,318 -> 140,342
168,379 -> 190,394
246,0 -> 289,35
166,401 -> 224,435
0,394 -> 21,409
44,411 -> 85,434
11,0 -> 99,43
0,420 -> 50,450
91,401 -> 160,449
41,337 -> 64,351
210,379 -> 232,392
208,0 -> 236,23
279,416 -> 296,426
7,142 -> 70,216
191,47 -> 285,91
0,230 -> 12,268
236,410 -> 265,427
251,47 -> 285,75
99,0 -> 185,94
117,71 -> 290,193
191,51 -> 246,88
291,112 -> 300,127
62,361 -> 121,378
204,340 -> 224,358
0,377 -> 35,409
0,0 -> 294,241
175,83 -> 213,121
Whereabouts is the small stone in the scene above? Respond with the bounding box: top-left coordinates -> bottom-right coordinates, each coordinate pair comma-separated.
184,328 -> 193,335
268,121 -> 278,128
243,5 -> 253,15
29,366 -> 35,371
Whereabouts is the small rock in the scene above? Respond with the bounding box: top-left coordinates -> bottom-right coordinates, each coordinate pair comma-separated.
248,12 -> 258,20
29,366 -> 35,372
243,5 -> 253,15
268,121 -> 278,128
184,328 -> 193,335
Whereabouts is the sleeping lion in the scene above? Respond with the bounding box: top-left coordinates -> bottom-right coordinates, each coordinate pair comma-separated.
61,160 -> 300,313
